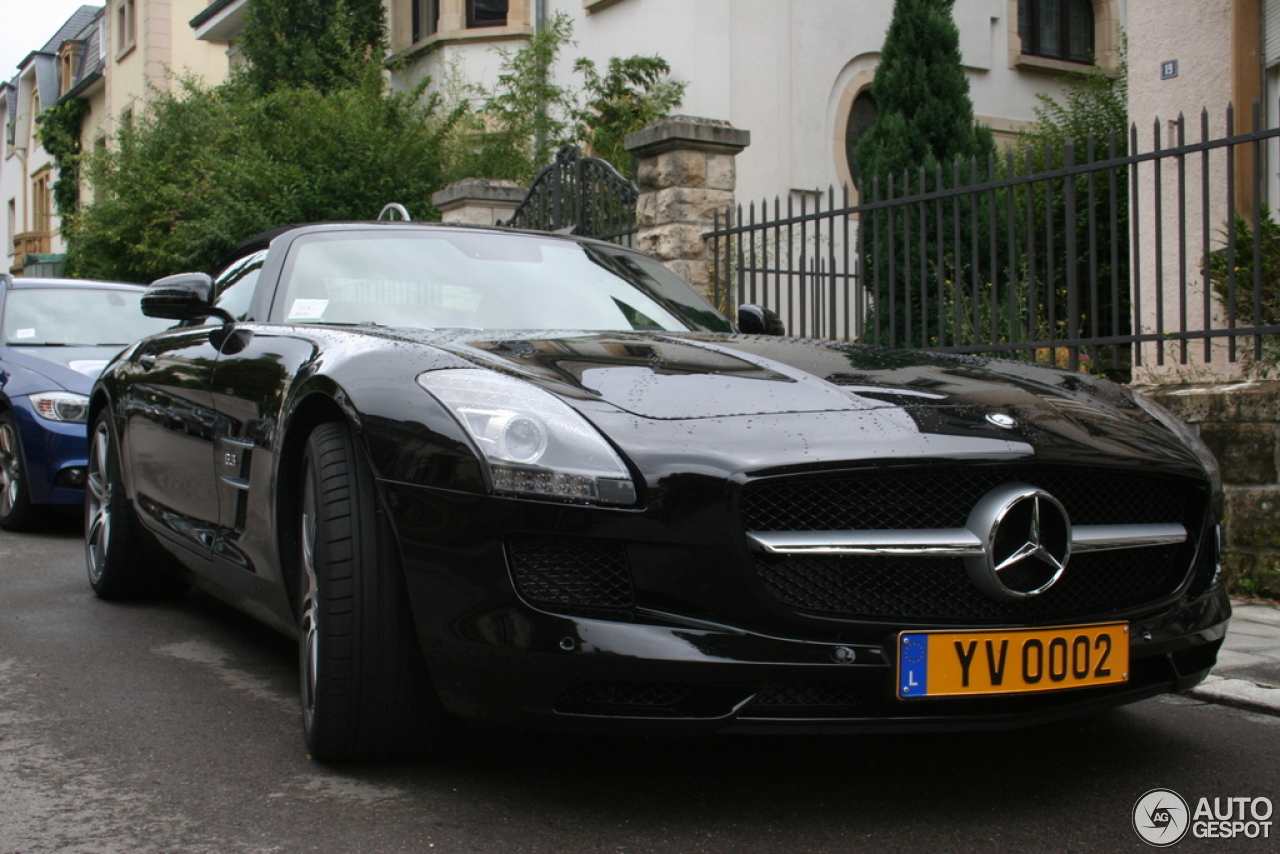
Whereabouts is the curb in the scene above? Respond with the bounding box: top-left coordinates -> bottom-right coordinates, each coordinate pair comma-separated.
1186,675 -> 1280,717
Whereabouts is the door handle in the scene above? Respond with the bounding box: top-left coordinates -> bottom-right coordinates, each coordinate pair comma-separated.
138,353 -> 157,370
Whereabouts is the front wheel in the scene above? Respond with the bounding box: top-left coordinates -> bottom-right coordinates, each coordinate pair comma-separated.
84,411 -> 183,599
0,410 -> 38,531
297,421 -> 456,761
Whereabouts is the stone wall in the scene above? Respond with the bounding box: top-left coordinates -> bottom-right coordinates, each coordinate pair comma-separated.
431,178 -> 526,226
1141,381 -> 1280,597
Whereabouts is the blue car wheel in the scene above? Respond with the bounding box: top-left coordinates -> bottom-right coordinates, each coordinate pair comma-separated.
0,410 -> 37,531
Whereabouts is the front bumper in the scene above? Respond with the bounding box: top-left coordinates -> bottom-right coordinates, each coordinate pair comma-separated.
9,398 -> 88,506
387,480 -> 1231,735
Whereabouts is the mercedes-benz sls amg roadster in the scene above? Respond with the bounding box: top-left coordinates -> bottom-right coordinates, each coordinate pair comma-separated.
85,221 -> 1229,761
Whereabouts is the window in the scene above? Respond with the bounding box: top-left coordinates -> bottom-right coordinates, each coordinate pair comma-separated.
117,0 -> 136,55
414,0 -> 440,42
1019,0 -> 1094,64
843,89 -> 878,191
468,0 -> 508,28
32,171 -> 52,232
60,47 -> 76,96
206,250 -> 268,324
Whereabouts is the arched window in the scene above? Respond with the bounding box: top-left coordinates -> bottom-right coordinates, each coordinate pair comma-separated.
1019,0 -> 1095,64
844,89 -> 878,191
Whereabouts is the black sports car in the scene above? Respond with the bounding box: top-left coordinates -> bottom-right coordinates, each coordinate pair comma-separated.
86,221 -> 1229,761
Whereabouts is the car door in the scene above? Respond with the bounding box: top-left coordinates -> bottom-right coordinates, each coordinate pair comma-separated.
201,250 -> 317,593
117,322 -> 225,557
117,252 -> 270,558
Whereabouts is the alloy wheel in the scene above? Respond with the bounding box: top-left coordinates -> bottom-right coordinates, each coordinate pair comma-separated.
0,421 -> 20,519
299,463 -> 321,728
84,421 -> 113,584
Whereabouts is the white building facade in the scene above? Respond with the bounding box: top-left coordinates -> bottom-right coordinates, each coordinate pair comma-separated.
2,1 -> 228,277
384,0 -> 1127,207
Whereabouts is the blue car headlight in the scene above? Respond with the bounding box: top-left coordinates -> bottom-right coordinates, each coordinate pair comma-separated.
417,369 -> 637,506
29,392 -> 90,424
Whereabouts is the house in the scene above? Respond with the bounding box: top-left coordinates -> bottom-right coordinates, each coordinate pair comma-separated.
2,1 -> 229,277
381,1 -> 1127,207
4,5 -> 101,276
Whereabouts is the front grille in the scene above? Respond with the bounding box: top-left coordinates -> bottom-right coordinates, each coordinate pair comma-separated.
756,548 -> 1186,623
744,466 -> 1205,624
555,682 -> 755,718
506,536 -> 634,611
742,467 -> 1191,531
561,683 -> 693,709
749,682 -> 880,711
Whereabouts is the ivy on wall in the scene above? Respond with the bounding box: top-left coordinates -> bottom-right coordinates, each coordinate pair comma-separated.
36,98 -> 90,217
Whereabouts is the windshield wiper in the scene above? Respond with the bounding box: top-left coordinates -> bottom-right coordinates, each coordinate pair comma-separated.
8,342 -> 95,347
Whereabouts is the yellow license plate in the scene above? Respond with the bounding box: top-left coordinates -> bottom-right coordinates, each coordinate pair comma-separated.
897,622 -> 1129,698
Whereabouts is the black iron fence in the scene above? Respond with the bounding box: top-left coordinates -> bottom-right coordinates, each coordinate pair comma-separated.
502,144 -> 639,245
707,105 -> 1280,381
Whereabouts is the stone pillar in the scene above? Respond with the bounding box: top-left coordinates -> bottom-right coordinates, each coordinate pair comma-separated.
624,116 -> 750,299
431,178 -> 526,226
1141,381 -> 1280,597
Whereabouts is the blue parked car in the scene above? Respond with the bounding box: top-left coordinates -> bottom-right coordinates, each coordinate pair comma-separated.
0,273 -> 171,530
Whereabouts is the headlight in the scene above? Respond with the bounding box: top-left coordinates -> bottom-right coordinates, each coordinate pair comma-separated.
1132,391 -> 1222,496
30,392 -> 90,423
417,369 -> 637,506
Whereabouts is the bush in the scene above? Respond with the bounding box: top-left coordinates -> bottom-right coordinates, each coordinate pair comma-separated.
65,67 -> 459,281
1206,206 -> 1280,368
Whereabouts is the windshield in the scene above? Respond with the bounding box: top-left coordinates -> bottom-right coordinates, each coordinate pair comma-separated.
273,231 -> 733,333
2,287 -> 173,346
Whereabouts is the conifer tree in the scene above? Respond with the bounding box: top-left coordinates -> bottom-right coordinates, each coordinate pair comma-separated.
852,0 -> 995,347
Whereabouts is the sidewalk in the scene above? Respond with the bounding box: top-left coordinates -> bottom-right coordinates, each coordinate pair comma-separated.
1185,600 -> 1280,716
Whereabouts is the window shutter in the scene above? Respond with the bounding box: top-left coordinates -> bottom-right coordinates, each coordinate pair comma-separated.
1267,0 -> 1280,68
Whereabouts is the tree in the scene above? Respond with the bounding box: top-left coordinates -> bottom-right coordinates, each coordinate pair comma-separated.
450,12 -> 686,183
64,66 -> 459,282
447,13 -> 576,184
572,55 -> 686,178
852,0 -> 994,184
62,11 -> 682,282
851,0 -> 996,348
238,0 -> 386,95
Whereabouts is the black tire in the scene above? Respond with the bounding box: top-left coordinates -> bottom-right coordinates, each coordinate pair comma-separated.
0,410 -> 39,531
298,421 -> 456,762
84,411 -> 151,599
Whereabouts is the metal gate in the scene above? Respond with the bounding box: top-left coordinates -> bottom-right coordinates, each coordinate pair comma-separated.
501,144 -> 639,245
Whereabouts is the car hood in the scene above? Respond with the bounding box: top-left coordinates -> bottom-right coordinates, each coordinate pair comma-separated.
0,345 -> 124,395
422,331 -> 1127,417
401,330 -> 1201,475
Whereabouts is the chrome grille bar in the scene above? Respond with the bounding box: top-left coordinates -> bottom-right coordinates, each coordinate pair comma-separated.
747,523 -> 1186,557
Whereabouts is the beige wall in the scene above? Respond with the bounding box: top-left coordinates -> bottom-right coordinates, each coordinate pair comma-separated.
87,0 -> 229,146
1128,0 -> 1246,382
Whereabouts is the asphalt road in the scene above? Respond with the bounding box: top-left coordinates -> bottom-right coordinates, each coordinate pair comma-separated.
2,518 -> 1278,854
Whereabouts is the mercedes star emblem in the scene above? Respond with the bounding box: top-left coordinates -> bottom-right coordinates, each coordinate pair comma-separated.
964,483 -> 1072,600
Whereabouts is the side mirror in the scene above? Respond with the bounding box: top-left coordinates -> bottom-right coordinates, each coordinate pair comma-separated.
737,304 -> 786,336
142,273 -> 231,323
